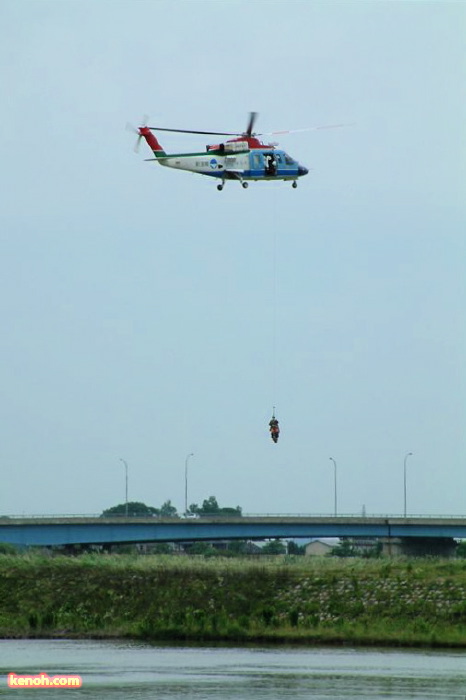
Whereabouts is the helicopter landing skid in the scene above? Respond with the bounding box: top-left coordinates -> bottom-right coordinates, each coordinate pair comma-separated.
216,174 -> 248,191
217,177 -> 298,190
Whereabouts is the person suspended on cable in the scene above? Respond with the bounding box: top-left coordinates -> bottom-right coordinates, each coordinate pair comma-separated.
269,415 -> 280,443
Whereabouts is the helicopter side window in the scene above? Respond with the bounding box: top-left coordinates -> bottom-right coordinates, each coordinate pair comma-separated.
284,154 -> 296,166
252,154 -> 262,169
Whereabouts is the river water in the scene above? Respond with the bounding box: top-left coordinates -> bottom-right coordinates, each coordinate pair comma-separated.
1,639 -> 466,699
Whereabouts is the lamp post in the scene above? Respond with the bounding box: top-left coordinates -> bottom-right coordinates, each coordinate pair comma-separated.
119,458 -> 128,517
403,452 -> 413,517
184,453 -> 194,515
329,457 -> 337,516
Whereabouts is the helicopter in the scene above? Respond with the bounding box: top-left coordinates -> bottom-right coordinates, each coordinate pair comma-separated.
131,112 -> 345,191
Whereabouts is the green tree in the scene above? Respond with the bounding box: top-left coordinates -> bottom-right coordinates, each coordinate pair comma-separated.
261,539 -> 287,555
151,543 -> 173,554
227,540 -> 249,555
159,500 -> 178,518
190,496 -> 220,514
101,502 -> 159,517
187,542 -> 219,556
189,496 -> 242,517
287,541 -> 305,555
331,539 -> 357,557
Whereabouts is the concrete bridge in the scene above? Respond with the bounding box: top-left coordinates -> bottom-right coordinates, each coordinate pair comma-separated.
1,514 -> 465,555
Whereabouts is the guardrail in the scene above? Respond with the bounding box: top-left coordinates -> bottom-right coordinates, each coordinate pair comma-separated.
1,513 -> 465,520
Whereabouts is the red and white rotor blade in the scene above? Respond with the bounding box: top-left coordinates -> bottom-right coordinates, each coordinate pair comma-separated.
260,123 -> 354,136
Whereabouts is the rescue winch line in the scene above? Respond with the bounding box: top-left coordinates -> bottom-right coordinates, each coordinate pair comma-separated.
269,216 -> 280,444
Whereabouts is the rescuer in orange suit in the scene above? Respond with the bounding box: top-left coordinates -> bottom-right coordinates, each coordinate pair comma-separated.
269,416 -> 280,443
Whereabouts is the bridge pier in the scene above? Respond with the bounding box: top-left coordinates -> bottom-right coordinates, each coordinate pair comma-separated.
381,537 -> 457,558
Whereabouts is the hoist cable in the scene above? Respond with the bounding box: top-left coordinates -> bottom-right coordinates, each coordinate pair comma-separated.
271,206 -> 278,416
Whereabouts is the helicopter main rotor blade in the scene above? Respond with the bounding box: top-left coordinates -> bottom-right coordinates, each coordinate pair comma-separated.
147,126 -> 239,136
258,123 -> 355,136
245,111 -> 258,136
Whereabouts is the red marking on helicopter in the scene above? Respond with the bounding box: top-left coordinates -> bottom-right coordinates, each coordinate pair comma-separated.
138,126 -> 165,154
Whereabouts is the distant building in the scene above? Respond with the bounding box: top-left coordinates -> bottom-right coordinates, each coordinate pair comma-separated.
305,540 -> 334,556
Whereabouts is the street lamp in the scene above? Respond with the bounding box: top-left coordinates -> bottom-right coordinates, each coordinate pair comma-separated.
184,453 -> 194,515
329,457 -> 337,516
119,458 -> 128,517
403,452 -> 413,517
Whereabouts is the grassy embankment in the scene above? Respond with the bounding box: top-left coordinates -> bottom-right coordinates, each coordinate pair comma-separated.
2,553 -> 466,647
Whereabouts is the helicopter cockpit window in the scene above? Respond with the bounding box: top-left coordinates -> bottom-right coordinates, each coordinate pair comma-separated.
284,154 -> 296,165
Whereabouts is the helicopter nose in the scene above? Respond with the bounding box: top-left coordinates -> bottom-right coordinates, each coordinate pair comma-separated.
298,165 -> 309,177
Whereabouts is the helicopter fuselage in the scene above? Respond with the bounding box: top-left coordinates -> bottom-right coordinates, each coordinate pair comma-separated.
139,127 -> 308,189
155,147 -> 308,181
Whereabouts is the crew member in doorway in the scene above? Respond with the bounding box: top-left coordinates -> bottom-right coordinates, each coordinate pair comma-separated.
269,415 -> 280,443
264,153 -> 277,176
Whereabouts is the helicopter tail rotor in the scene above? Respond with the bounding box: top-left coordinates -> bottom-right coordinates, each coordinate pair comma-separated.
127,116 -> 150,152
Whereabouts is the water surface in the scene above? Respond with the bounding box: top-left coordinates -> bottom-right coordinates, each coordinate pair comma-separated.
1,639 -> 466,698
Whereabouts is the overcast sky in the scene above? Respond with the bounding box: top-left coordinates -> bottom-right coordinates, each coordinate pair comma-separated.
1,0 -> 465,518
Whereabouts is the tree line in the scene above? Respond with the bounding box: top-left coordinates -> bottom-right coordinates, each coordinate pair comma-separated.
100,497 -> 300,555
101,496 -> 242,518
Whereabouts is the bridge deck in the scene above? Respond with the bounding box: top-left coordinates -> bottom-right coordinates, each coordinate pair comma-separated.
1,515 -> 466,547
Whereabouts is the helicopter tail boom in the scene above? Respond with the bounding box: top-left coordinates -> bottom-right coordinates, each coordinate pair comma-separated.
138,126 -> 166,158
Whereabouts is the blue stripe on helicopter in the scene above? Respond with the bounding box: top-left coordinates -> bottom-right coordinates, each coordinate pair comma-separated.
204,168 -> 300,179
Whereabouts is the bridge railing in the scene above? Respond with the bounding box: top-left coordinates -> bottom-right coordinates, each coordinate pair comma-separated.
1,512 -> 465,520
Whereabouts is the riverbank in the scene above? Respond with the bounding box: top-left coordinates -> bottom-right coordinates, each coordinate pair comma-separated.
2,554 -> 466,647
